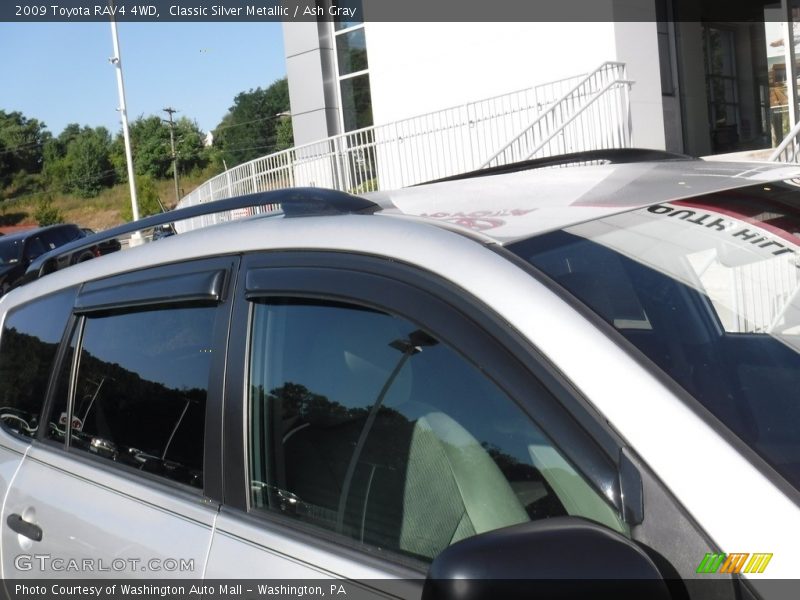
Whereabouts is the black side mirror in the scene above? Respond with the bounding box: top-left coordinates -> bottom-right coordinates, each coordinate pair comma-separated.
423,517 -> 671,600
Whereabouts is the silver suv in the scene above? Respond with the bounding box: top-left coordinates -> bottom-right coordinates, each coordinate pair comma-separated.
0,150 -> 798,599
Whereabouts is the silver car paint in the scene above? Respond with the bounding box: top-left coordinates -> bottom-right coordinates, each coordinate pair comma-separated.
0,160 -> 797,580
1,442 -> 217,579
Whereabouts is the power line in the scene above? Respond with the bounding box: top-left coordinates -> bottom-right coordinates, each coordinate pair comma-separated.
0,140 -> 45,155
213,112 -> 290,133
3,167 -> 119,203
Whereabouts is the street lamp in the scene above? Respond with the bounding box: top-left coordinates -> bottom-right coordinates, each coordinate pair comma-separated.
108,3 -> 143,245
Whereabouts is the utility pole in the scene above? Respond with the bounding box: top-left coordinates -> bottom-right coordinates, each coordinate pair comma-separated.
162,107 -> 181,204
108,2 -> 142,245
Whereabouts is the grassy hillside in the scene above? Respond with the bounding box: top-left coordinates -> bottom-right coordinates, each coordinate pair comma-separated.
0,171 -> 215,232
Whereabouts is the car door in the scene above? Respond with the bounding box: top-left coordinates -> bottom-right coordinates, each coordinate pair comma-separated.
1,257 -> 236,580
0,287 -> 77,564
205,252 -> 632,594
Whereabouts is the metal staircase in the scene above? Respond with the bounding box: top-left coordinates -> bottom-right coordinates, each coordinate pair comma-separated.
481,62 -> 632,168
770,119 -> 800,163
178,62 -> 634,214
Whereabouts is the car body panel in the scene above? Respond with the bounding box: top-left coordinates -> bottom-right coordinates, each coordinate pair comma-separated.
0,442 -> 216,579
0,224 -> 87,294
0,159 -> 799,585
367,160 -> 800,242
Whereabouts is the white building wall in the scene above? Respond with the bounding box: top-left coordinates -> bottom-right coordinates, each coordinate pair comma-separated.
283,19 -> 668,191
366,21 -> 666,154
365,22 -> 619,128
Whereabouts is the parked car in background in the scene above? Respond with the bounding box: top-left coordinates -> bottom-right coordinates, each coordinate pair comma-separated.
80,227 -> 124,256
0,150 -> 799,599
0,224 -> 86,294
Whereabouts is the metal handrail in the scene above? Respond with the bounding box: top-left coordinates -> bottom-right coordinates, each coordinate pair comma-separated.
480,62 -> 630,168
178,62 -> 633,221
769,118 -> 800,163
523,79 -> 634,160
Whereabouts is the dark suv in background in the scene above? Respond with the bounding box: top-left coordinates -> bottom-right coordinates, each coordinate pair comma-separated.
0,224 -> 86,294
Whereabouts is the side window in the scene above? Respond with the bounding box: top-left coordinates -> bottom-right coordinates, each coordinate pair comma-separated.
41,229 -> 61,248
0,289 -> 74,439
47,304 -> 216,488
248,298 -> 625,561
24,237 -> 48,260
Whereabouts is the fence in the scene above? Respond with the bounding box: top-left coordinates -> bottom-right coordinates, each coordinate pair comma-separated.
177,62 -> 633,226
481,62 -> 632,167
770,114 -> 800,163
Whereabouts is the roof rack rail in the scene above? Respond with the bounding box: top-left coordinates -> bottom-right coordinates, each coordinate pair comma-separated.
416,148 -> 695,186
19,187 -> 378,287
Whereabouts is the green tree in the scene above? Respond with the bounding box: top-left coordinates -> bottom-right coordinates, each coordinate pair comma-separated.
112,115 -> 209,182
114,115 -> 171,180
121,174 -> 163,221
214,77 -> 291,167
274,116 -> 294,151
33,196 -> 65,226
41,123 -> 82,193
62,127 -> 115,197
0,110 -> 48,195
173,117 -> 209,176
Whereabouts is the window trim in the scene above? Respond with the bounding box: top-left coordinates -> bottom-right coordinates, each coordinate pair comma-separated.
75,267 -> 226,313
0,286 -> 78,444
34,257 -> 238,501
498,233 -> 800,511
223,251 -> 629,560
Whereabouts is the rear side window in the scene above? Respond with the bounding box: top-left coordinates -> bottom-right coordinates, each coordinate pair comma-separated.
47,304 -> 216,488
0,289 -> 75,439
45,225 -> 82,247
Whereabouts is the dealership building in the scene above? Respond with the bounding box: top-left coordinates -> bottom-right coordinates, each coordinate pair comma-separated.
283,1 -> 800,159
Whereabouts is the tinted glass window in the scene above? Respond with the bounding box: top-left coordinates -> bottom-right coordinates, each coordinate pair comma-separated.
0,239 -> 22,265
44,226 -> 81,247
336,28 -> 368,75
340,73 -> 374,131
0,289 -> 74,438
509,186 -> 800,491
248,299 -> 624,561
332,0 -> 362,30
24,237 -> 48,260
53,305 -> 216,488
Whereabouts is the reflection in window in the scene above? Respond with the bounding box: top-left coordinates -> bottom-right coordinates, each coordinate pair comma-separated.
688,248 -> 800,335
332,0 -> 362,31
0,239 -> 22,265
510,187 -> 800,492
336,28 -> 368,76
340,74 -> 374,132
248,299 -> 625,561
0,290 -> 74,438
53,305 -> 216,488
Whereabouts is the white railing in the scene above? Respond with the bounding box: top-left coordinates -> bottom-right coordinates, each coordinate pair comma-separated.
481,62 -> 632,168
177,62 -> 633,223
770,117 -> 800,163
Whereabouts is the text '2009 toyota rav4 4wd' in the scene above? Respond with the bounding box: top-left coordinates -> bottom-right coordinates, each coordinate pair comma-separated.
0,150 -> 799,600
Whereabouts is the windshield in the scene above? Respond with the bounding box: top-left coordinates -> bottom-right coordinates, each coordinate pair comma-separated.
508,181 -> 800,491
0,239 -> 22,266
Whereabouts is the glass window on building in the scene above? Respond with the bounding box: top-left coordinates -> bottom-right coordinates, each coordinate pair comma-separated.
336,28 -> 368,76
332,0 -> 362,32
332,7 -> 373,133
340,73 -> 374,132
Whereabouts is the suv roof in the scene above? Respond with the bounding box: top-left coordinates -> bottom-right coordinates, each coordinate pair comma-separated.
368,158 -> 800,242
0,223 -> 79,243
12,154 -> 800,293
